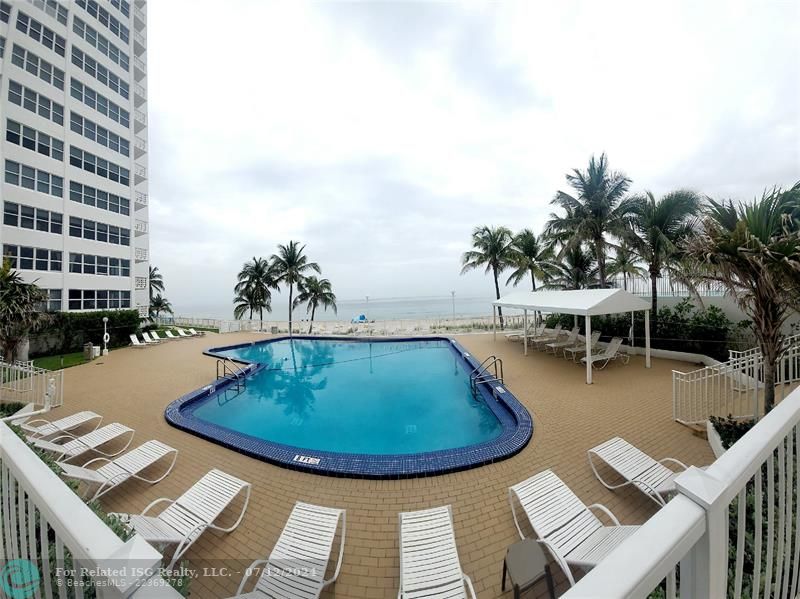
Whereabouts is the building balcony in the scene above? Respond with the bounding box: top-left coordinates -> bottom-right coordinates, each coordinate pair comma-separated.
134,136 -> 147,159
134,220 -> 148,236
135,247 -> 149,262
134,109 -> 147,133
134,163 -> 147,184
134,5 -> 146,30
134,55 -> 146,81
134,190 -> 148,209
137,304 -> 149,318
134,83 -> 146,108
134,30 -> 146,56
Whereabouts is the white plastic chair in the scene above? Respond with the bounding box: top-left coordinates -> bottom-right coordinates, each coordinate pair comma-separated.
188,328 -> 205,337
58,440 -> 178,501
129,334 -> 147,348
165,330 -> 182,340
398,505 -> 476,599
564,331 -> 602,361
176,328 -> 192,338
31,422 -> 134,461
581,337 -> 629,369
545,326 -> 580,354
231,501 -> 346,598
150,331 -> 170,342
587,437 -> 690,506
509,469 -> 639,586
19,410 -> 102,439
533,324 -> 563,349
113,469 -> 251,569
142,331 -> 160,344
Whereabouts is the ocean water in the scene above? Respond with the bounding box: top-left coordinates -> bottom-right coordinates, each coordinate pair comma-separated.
175,295 -> 497,322
192,338 -> 503,454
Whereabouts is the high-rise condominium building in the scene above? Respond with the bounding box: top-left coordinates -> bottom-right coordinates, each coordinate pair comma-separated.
0,0 -> 148,316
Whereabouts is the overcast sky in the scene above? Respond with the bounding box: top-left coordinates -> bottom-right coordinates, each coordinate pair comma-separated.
147,0 -> 799,316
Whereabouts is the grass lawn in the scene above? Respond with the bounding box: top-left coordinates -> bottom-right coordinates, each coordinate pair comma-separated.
32,352 -> 87,370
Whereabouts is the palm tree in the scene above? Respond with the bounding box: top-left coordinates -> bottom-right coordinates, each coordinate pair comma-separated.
607,242 -> 646,291
148,265 -> 164,302
0,259 -> 50,361
293,276 -> 337,333
546,153 -> 633,287
270,242 -> 321,335
460,226 -> 514,328
506,229 -> 554,291
234,257 -> 277,330
542,243 -> 599,290
626,190 -> 701,326
233,288 -> 256,320
149,294 -> 173,319
686,182 -> 800,412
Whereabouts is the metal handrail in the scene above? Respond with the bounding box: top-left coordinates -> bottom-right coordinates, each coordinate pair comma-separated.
216,357 -> 248,391
469,355 -> 504,395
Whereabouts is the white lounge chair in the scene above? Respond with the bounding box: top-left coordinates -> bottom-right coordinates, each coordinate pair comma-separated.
564,331 -> 602,361
31,423 -> 134,461
176,328 -> 192,338
142,331 -> 160,344
188,328 -> 205,337
18,410 -> 102,439
165,330 -> 182,340
533,324 -> 563,349
581,337 -> 629,369
398,505 -> 476,599
509,469 -> 640,586
112,469 -> 251,569
587,437 -> 691,506
506,324 -> 545,342
129,333 -> 147,348
58,440 -> 178,501
151,330 -> 170,342
545,326 -> 579,354
231,501 -> 346,598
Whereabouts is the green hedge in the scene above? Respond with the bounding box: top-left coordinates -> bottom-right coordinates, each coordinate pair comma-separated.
545,298 -> 749,361
30,310 -> 141,356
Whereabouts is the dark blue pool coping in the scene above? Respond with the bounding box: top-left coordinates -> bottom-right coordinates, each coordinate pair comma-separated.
164,336 -> 533,479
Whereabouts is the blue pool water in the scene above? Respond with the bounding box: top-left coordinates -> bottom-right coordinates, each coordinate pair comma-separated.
191,338 -> 503,455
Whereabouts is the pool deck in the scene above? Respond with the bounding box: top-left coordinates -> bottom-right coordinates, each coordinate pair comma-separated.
54,332 -> 714,598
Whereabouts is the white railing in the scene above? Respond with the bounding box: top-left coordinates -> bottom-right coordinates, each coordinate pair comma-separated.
134,109 -> 147,128
0,420 -> 181,598
0,359 -> 63,408
135,247 -> 149,262
135,276 -> 148,290
135,219 -> 148,235
135,135 -> 147,153
673,336 -> 800,424
134,30 -> 146,52
135,190 -> 148,207
607,274 -> 727,297
565,383 -> 800,598
135,164 -> 147,180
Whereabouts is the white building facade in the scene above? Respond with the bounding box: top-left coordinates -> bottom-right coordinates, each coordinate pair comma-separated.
0,0 -> 148,316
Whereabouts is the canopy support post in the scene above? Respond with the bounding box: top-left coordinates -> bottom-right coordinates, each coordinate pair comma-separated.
493,306 -> 497,342
585,314 -> 592,384
645,310 -> 651,368
523,309 -> 528,356
630,311 -> 635,346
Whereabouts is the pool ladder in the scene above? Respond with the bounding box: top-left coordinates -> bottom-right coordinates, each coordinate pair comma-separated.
469,355 -> 504,396
216,357 -> 248,393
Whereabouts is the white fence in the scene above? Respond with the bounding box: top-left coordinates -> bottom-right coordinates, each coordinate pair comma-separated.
0,420 -> 181,597
565,383 -> 800,598
673,337 -> 800,425
607,273 -> 727,297
0,359 -> 63,408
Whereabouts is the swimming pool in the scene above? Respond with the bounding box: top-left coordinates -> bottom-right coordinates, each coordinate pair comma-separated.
165,337 -> 532,477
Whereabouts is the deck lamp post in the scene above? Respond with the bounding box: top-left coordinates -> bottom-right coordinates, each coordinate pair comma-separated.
102,316 -> 109,356
451,291 -> 456,321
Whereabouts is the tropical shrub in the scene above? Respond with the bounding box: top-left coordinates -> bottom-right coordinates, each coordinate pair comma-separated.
29,310 -> 141,356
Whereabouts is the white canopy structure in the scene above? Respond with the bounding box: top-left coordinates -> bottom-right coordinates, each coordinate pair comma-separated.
492,289 -> 652,384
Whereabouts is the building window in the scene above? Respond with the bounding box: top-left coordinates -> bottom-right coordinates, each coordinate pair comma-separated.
67,252 -> 130,277
10,45 -> 65,90
109,0 -> 129,18
4,161 -> 62,197
0,2 -> 11,23
7,81 -> 64,126
69,182 -> 130,216
26,0 -> 69,25
69,146 -> 130,186
72,16 -> 129,72
68,216 -> 130,247
15,11 -> 66,57
68,288 -> 130,310
39,288 -> 62,312
2,201 -> 63,233
3,244 -> 62,271
0,36 -> 5,58
69,79 -> 129,129
75,0 -> 129,44
70,112 -> 129,157
6,119 -> 64,161
71,47 -> 129,100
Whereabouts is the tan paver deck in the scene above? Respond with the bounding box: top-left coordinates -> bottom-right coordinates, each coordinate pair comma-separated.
55,332 -> 713,598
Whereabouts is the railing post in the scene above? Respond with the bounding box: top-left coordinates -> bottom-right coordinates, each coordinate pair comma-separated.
674,467 -> 730,598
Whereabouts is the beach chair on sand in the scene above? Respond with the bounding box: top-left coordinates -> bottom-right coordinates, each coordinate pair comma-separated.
129,333 -> 147,348
545,326 -> 579,354
398,505 -> 476,599
31,422 -> 134,461
165,330 -> 182,340
18,410 -> 102,439
231,501 -> 346,598
58,440 -> 178,501
564,331 -> 601,361
142,331 -> 160,344
150,330 -> 169,342
188,328 -> 205,336
176,328 -> 193,338
588,437 -> 691,506
112,469 -> 251,569
533,324 -> 563,349
509,469 -> 640,586
581,337 -> 629,369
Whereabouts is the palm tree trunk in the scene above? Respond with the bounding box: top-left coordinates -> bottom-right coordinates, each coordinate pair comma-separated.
308,305 -> 316,334
623,272 -> 628,291
259,308 -> 263,332
596,237 -> 606,287
288,284 -> 293,335
530,269 -> 536,292
650,266 -> 659,332
493,266 -> 504,330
